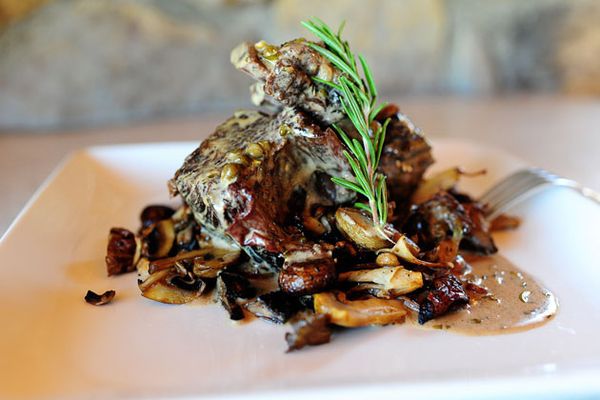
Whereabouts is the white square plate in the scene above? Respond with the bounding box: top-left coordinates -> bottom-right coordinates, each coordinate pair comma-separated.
2,140 -> 600,400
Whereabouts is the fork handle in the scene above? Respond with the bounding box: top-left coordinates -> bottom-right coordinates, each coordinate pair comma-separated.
555,177 -> 600,204
577,185 -> 600,204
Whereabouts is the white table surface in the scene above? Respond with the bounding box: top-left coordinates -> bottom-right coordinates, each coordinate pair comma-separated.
1,95 -> 599,237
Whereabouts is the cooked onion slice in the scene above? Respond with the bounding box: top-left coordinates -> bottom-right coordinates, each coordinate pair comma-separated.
313,291 -> 407,327
412,167 -> 485,204
339,267 -> 423,296
379,235 -> 449,268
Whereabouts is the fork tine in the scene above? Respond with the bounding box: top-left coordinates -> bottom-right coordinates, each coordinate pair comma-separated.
485,175 -> 548,217
479,167 -> 600,220
478,170 -> 532,204
479,170 -> 541,206
479,169 -> 548,218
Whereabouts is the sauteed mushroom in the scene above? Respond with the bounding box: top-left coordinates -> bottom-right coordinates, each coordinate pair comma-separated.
217,271 -> 256,320
140,205 -> 175,229
279,258 -> 336,295
245,291 -> 304,324
339,266 -> 423,296
313,291 -> 407,327
84,289 -> 116,306
137,257 -> 206,304
411,167 -> 485,204
141,219 -> 176,259
379,235 -> 448,268
285,311 -> 332,352
335,207 -> 392,250
106,228 -> 139,276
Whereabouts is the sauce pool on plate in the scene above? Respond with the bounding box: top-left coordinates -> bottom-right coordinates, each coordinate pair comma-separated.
408,254 -> 558,335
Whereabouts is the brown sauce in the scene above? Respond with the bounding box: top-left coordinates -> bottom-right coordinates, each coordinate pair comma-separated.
407,254 -> 558,335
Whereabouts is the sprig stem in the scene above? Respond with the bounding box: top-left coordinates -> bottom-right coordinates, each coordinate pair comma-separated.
302,18 -> 391,238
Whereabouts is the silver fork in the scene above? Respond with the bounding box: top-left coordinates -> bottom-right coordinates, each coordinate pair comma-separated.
479,167 -> 600,220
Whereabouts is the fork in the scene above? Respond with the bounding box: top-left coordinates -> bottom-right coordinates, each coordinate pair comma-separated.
478,167 -> 600,220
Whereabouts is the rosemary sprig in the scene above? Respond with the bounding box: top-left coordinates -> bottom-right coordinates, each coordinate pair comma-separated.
302,18 -> 391,237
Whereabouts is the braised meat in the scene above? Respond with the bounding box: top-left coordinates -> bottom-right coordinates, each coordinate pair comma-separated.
104,21 -> 531,353
233,39 -> 433,214
231,39 -> 343,125
378,114 -> 434,215
171,108 -> 355,256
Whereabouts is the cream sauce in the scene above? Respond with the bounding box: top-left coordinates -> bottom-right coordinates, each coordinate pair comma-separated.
407,254 -> 558,335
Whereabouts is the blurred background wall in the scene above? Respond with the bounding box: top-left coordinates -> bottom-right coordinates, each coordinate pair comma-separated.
0,0 -> 599,131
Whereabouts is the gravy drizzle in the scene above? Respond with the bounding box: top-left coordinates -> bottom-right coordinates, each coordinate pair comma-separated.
408,254 -> 558,335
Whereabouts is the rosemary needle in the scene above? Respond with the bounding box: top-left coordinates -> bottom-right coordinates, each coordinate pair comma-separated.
302,18 -> 391,236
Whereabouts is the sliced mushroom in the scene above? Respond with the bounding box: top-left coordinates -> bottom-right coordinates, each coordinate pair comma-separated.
140,205 -> 175,229
146,246 -> 240,278
84,289 -> 116,306
140,273 -> 206,304
339,267 -> 423,296
141,219 -> 176,259
313,291 -> 407,327
379,235 -> 449,268
175,223 -> 198,252
335,207 -> 393,251
412,167 -> 485,204
193,247 -> 241,278
137,257 -> 206,304
285,311 -> 332,352
245,291 -> 304,324
217,271 -> 256,320
147,249 -> 207,273
106,228 -> 139,276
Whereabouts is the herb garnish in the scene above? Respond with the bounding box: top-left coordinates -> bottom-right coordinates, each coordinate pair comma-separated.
302,18 -> 391,237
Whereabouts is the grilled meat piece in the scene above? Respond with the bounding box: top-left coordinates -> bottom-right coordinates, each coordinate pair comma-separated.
378,114 -> 434,217
416,274 -> 469,324
232,38 -> 432,219
231,39 -> 343,125
171,108 -> 355,255
336,110 -> 434,220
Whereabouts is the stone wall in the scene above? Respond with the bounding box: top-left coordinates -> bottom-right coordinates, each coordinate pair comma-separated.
0,0 -> 599,130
